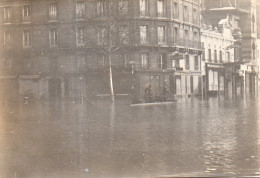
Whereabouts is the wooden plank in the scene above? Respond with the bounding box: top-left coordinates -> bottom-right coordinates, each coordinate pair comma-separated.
130,101 -> 176,106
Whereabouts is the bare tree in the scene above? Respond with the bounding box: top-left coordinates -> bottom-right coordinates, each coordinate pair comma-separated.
86,0 -> 134,102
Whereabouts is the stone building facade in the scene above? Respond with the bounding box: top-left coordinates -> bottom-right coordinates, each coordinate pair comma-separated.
201,21 -> 242,96
201,0 -> 259,96
0,0 -> 203,101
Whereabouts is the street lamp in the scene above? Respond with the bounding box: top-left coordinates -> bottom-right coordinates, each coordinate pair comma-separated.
129,60 -> 139,103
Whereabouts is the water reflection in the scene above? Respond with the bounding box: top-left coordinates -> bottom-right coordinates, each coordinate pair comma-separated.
0,97 -> 259,177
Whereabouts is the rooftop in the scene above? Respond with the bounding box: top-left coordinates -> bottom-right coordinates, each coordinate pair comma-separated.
208,7 -> 249,14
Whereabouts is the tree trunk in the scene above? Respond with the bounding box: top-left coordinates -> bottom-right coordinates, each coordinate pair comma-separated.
108,54 -> 115,102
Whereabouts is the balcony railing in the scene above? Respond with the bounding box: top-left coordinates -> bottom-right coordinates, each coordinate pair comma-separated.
174,38 -> 203,49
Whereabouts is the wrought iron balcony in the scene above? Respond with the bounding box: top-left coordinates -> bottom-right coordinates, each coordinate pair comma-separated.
174,38 -> 203,49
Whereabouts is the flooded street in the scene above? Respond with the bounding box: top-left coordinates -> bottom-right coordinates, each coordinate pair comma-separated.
0,97 -> 260,178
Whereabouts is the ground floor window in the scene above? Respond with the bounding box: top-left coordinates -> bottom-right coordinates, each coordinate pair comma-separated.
190,76 -> 193,93
208,70 -> 218,91
175,75 -> 181,95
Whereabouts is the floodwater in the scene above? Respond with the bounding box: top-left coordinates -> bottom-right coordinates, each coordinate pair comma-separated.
0,96 -> 260,178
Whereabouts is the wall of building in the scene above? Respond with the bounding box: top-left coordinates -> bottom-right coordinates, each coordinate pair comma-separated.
201,25 -> 235,63
0,0 -> 204,100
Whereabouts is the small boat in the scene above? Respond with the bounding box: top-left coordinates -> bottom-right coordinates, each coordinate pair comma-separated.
130,100 -> 176,106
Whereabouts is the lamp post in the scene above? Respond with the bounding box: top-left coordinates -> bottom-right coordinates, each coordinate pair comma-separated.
129,60 -> 138,103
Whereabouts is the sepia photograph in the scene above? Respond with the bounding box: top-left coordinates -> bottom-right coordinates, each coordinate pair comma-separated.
0,0 -> 260,177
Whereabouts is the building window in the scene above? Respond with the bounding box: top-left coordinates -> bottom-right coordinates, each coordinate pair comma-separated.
208,49 -> 211,61
50,57 -> 58,73
193,8 -> 197,24
49,3 -> 57,21
158,26 -> 166,45
97,1 -> 106,17
2,59 -> 10,72
158,53 -> 167,69
185,29 -> 189,39
193,31 -> 197,41
226,52 -> 230,62
4,31 -> 11,48
194,56 -> 199,70
202,51 -> 205,61
219,51 -> 222,63
175,59 -> 180,67
214,49 -> 217,62
97,27 -> 106,45
157,0 -> 165,17
190,76 -> 193,93
140,0 -> 148,16
23,31 -> 31,48
76,27 -> 85,46
100,55 -> 106,68
140,25 -> 148,44
22,5 -> 31,22
141,53 -> 149,69
252,13 -> 255,33
76,1 -> 85,19
252,42 -> 256,60
121,53 -> 128,68
119,0 -> 128,14
184,29 -> 189,46
208,70 -> 218,91
119,25 -> 129,44
4,7 -> 11,23
185,55 -> 190,70
174,27 -> 179,44
183,5 -> 188,22
25,59 -> 32,72
76,55 -> 86,72
173,2 -> 178,19
49,29 -> 58,46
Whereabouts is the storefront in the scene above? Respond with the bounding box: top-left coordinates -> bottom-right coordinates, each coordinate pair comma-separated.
133,70 -> 172,103
205,63 -> 225,95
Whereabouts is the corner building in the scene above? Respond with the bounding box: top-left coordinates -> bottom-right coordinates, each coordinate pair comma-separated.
0,0 -> 203,100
